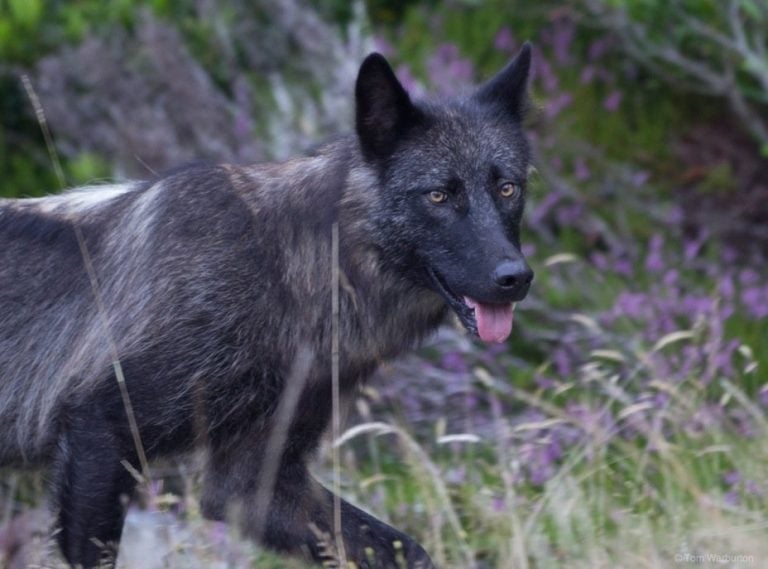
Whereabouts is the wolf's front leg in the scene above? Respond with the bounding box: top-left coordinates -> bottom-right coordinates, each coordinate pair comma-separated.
53,408 -> 138,569
201,457 -> 435,569
327,485 -> 436,569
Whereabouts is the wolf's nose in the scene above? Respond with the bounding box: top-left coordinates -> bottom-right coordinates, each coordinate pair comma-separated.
493,259 -> 534,290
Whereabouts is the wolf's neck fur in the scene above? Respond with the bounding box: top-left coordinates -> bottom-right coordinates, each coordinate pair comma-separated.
232,137 -> 447,368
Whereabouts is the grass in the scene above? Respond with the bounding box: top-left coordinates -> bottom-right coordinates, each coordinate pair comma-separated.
321,355 -> 767,568
6,415 -> 765,568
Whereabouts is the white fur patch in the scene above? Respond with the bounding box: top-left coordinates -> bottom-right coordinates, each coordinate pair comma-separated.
118,181 -> 164,247
19,183 -> 136,216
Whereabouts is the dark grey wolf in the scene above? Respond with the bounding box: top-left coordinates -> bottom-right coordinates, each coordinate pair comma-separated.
0,43 -> 533,568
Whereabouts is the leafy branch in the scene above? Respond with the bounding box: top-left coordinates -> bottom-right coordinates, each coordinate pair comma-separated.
580,0 -> 768,148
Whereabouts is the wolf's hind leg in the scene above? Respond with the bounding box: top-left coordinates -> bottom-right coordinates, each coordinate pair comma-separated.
53,411 -> 137,569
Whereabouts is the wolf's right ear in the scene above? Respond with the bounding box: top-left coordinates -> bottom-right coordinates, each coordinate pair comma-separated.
355,53 -> 420,158
473,41 -> 532,118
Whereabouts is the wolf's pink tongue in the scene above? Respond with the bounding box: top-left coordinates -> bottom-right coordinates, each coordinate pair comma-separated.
465,297 -> 515,343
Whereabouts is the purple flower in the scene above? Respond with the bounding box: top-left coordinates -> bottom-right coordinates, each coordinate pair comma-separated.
530,191 -> 563,225
394,64 -> 424,97
552,346 -> 573,376
724,490 -> 740,506
545,438 -> 563,462
522,442 -> 557,486
566,402 -> 612,434
444,466 -> 466,484
684,235 -> 707,261
441,352 -> 468,373
631,170 -> 650,187
663,269 -> 679,286
680,294 -> 713,318
759,385 -> 768,408
208,521 -> 230,545
739,268 -> 759,286
580,65 -> 596,85
486,342 -> 507,357
554,201 -> 584,226
603,90 -> 622,112
535,375 -> 557,390
714,340 -> 739,377
596,68 -> 615,83
573,157 -> 591,181
719,273 -> 735,299
426,43 -> 475,95
676,345 -> 701,380
588,37 -> 612,60
645,234 -> 665,273
741,285 -> 768,319
373,36 -> 395,57
545,92 -> 573,119
721,246 -> 738,264
494,26 -> 516,53
591,252 -> 609,270
666,205 -> 685,224
730,408 -> 757,438
533,50 -> 559,93
522,243 -> 537,257
685,404 -> 724,436
745,480 -> 763,496
722,470 -> 741,486
551,19 -> 575,66
613,258 -> 633,277
613,292 -> 648,320
653,393 -> 670,407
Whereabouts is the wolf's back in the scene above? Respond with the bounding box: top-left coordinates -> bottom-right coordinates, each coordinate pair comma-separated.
0,168 -> 287,465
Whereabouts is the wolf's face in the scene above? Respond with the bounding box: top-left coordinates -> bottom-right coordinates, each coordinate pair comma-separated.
355,45 -> 534,343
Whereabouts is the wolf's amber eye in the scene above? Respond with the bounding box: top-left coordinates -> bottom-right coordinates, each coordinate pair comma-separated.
499,182 -> 519,198
427,190 -> 448,204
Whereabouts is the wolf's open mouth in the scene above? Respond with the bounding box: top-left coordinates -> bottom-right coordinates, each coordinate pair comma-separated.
426,268 -> 516,343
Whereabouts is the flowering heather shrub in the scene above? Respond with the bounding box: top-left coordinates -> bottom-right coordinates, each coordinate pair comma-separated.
33,12 -> 261,179
31,0 -> 370,179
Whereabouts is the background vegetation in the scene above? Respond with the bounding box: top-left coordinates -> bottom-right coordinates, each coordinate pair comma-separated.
0,0 -> 766,567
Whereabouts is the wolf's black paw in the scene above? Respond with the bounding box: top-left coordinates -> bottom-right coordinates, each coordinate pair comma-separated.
404,542 -> 437,569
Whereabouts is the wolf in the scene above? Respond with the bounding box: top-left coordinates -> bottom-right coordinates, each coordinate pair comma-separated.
0,43 -> 534,568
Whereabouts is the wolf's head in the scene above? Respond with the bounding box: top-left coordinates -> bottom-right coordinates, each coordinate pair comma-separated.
355,44 -> 534,343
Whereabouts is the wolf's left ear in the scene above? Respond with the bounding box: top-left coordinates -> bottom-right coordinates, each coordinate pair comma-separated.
473,41 -> 532,118
356,53 -> 420,158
